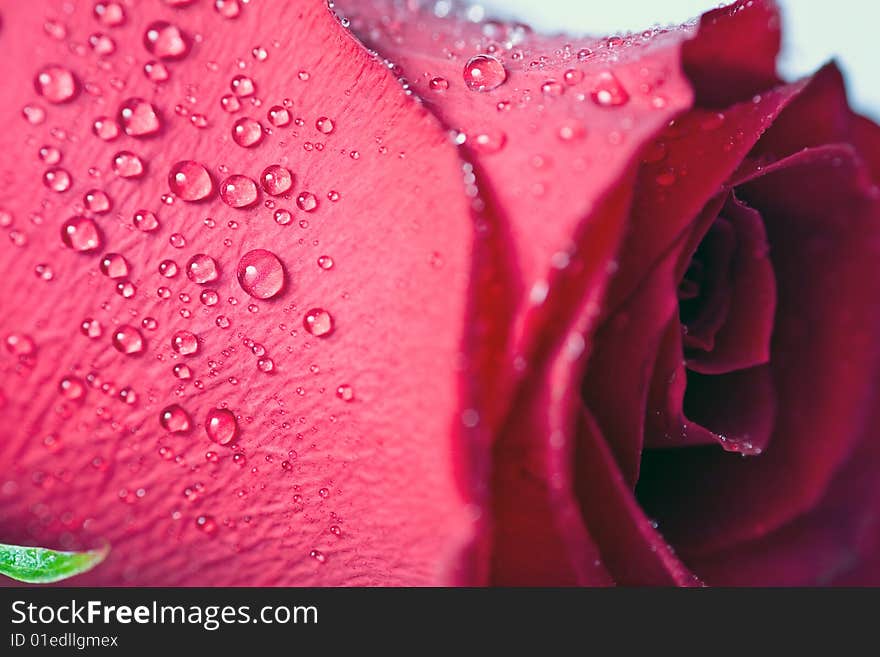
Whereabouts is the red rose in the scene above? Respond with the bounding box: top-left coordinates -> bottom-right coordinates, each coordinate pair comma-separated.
0,0 -> 878,586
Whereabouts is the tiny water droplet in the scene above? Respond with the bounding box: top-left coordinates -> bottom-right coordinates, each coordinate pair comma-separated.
81,318 -> 102,338
591,71 -> 629,107
59,376 -> 86,401
429,76 -> 449,91
336,384 -> 354,402
195,514 -> 217,535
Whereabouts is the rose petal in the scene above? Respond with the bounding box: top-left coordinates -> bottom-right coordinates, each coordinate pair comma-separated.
0,1 -> 489,585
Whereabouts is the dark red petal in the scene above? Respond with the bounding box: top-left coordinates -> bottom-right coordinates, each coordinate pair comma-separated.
575,409 -> 700,586
0,1 -> 488,585
642,145 -> 880,556
686,195 -> 776,375
682,0 -> 781,107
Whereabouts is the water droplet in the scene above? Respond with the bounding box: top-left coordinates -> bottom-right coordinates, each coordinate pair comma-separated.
84,189 -> 112,214
236,249 -> 285,299
100,253 -> 129,278
429,76 -> 449,91
195,515 -> 217,535
463,54 -> 507,92
219,175 -> 258,208
118,98 -> 161,137
171,330 -> 199,355
39,145 -> 62,165
92,116 -> 120,141
144,60 -> 170,83
5,333 -> 36,357
315,116 -> 335,134
158,260 -> 178,278
232,117 -> 263,148
471,130 -> 506,154
214,0 -> 242,19
167,160 -> 214,202
112,325 -> 144,355
564,68 -> 584,85
133,209 -> 159,232
81,318 -> 102,338
173,363 -> 192,379
88,32 -> 116,55
59,376 -> 86,401
43,167 -> 72,193
257,357 -> 274,372
35,263 -> 54,281
273,209 -> 292,225
186,253 -> 219,284
143,21 -> 191,60
336,384 -> 354,401
558,119 -> 586,141
267,105 -> 290,127
61,216 -> 102,252
200,289 -> 219,306
205,408 -> 237,445
220,94 -> 241,113
34,65 -> 78,104
169,233 -> 186,248
296,192 -> 317,212
22,104 -> 46,125
591,71 -> 629,107
93,1 -> 126,27
317,255 -> 334,270
215,315 -> 231,329
309,549 -> 326,563
541,79 -> 565,97
160,404 -> 191,432
303,308 -> 334,337
112,151 -> 145,179
260,164 -> 293,196
116,280 -> 136,298
230,74 -> 255,98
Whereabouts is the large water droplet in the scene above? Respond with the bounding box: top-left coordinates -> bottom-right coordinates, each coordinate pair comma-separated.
34,65 -> 78,104
232,117 -> 263,147
143,21 -> 191,60
61,216 -> 102,252
186,254 -> 219,284
168,160 -> 213,201
112,325 -> 145,355
236,249 -> 285,299
219,175 -> 258,208
303,308 -> 334,337
171,330 -> 199,355
160,404 -> 191,432
463,55 -> 507,92
100,252 -> 129,278
205,408 -> 237,445
260,164 -> 293,196
118,98 -> 162,137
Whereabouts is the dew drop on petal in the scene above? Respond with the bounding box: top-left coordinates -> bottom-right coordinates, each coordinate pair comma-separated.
112,151 -> 145,179
34,65 -> 78,104
94,1 -> 126,27
315,116 -> 334,134
591,71 -> 629,107
144,60 -> 170,83
43,167 -> 72,193
59,376 -> 86,401
232,117 -> 263,147
205,408 -> 237,445
186,253 -> 219,284
61,216 -> 102,252
160,404 -> 191,432
259,164 -> 293,196
230,74 -> 255,98
118,98 -> 162,137
296,192 -> 317,212
236,249 -> 285,299
133,209 -> 159,232
267,105 -> 290,127
303,308 -> 334,337
112,325 -> 145,355
92,116 -> 120,141
143,21 -> 191,60
219,175 -> 258,208
171,330 -> 199,355
462,54 -> 506,92
168,160 -> 213,201
100,252 -> 129,278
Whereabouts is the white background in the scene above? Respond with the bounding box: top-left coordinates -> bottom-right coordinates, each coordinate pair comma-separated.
480,0 -> 878,119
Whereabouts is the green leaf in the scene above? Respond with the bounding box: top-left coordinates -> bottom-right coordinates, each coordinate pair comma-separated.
0,542 -> 109,584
